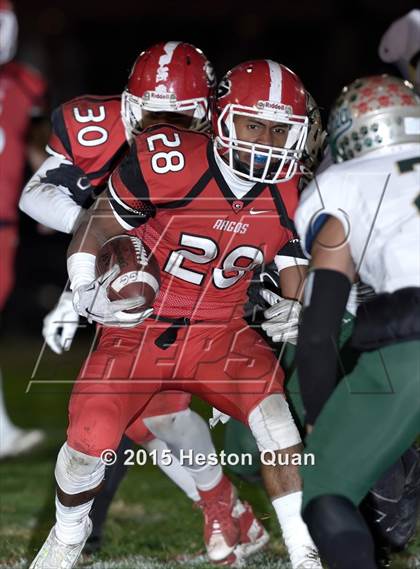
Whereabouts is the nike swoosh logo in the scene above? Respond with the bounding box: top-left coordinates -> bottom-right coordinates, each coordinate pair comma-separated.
249,209 -> 270,215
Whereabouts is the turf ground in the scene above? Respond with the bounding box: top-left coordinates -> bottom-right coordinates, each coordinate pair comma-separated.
0,336 -> 419,569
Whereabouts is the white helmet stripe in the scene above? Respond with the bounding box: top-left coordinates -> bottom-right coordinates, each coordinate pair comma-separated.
159,42 -> 180,66
267,59 -> 282,104
156,41 -> 181,85
162,41 -> 181,59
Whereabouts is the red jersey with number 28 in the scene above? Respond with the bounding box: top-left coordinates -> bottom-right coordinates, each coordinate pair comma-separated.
109,125 -> 304,322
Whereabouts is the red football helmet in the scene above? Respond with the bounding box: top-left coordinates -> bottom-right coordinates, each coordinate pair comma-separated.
0,0 -> 17,66
214,60 -> 308,183
121,41 -> 215,138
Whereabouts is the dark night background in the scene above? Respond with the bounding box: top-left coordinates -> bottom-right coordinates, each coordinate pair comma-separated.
2,0 -> 419,336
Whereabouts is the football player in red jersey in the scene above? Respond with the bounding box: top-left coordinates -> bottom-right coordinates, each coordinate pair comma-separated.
22,43 -> 268,564
29,59 -> 323,569
0,0 -> 48,458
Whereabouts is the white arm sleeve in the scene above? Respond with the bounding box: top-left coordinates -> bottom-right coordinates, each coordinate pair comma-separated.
67,252 -> 96,291
19,154 -> 83,234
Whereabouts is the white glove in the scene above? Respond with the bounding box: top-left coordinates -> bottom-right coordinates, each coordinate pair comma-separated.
73,265 -> 153,328
43,291 -> 80,354
260,288 -> 301,345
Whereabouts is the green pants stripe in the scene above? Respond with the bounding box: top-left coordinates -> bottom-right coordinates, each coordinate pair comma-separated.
301,339 -> 420,510
286,312 -> 356,431
223,313 -> 357,478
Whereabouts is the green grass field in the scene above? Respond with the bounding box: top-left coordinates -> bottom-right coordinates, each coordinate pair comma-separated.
0,337 -> 419,569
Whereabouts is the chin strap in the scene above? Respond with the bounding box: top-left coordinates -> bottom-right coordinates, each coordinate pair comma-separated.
231,149 -> 281,182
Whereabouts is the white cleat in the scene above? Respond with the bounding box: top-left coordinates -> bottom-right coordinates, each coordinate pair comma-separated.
229,500 -> 269,567
29,519 -> 92,569
293,546 -> 323,569
196,476 -> 240,563
0,428 -> 45,459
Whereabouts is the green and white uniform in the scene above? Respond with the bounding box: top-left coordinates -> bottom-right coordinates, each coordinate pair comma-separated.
295,142 -> 420,508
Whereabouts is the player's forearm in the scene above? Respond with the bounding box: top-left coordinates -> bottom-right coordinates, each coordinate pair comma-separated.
19,155 -> 82,233
67,198 -> 124,290
278,264 -> 307,301
68,197 -> 122,256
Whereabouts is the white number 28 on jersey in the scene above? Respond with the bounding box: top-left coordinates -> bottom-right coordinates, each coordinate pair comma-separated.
147,132 -> 185,174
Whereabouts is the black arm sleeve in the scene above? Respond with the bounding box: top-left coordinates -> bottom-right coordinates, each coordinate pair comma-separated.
296,269 -> 351,425
277,237 -> 307,260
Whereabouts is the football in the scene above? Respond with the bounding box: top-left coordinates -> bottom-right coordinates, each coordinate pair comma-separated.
95,235 -> 160,313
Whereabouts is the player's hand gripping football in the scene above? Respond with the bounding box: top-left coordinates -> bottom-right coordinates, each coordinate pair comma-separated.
260,288 -> 301,345
43,291 -> 80,354
72,265 -> 153,328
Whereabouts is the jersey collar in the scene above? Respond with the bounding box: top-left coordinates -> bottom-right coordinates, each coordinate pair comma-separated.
207,142 -> 270,207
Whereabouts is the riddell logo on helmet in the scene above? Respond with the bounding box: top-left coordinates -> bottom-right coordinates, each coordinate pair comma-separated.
257,101 -> 292,114
144,91 -> 174,100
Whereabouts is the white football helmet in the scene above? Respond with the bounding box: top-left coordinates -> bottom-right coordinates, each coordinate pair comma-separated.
328,75 -> 420,163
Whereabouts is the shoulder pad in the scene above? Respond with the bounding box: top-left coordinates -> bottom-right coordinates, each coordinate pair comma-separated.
295,165 -> 353,256
276,177 -> 299,219
7,61 -> 46,95
48,95 -> 126,174
3,61 -> 47,113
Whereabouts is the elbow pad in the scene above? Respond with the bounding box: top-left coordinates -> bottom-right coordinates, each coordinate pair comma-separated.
20,155 -> 83,233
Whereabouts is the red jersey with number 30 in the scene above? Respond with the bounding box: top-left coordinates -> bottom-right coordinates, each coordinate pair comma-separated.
109,125 -> 304,321
47,94 -> 128,189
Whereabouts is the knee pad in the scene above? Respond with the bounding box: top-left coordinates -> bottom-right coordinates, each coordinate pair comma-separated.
144,408 -> 216,462
247,394 -> 301,451
55,443 -> 105,495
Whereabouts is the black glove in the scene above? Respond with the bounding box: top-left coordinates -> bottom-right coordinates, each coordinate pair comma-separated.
42,163 -> 94,207
247,261 -> 279,309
